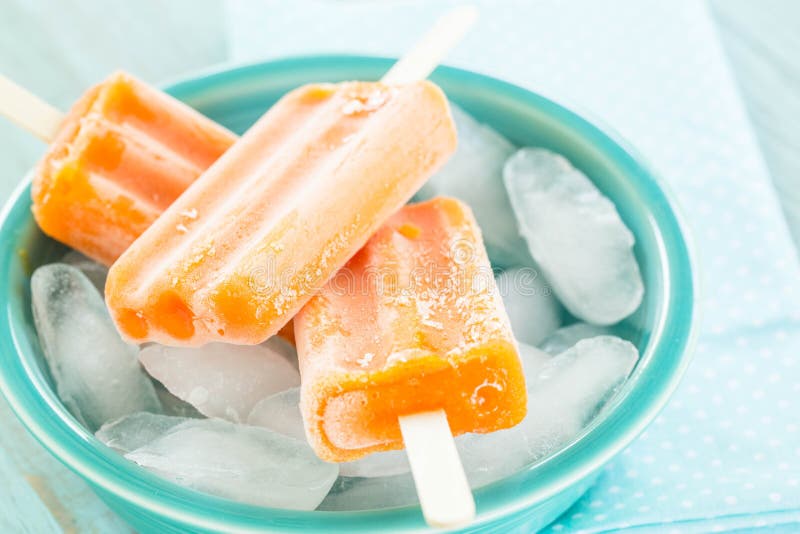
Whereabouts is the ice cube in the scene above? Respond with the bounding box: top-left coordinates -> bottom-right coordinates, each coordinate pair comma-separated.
495,267 -> 563,345
503,148 -> 644,324
457,336 -> 638,488
539,322 -> 613,355
125,418 -> 338,510
96,412 -> 188,454
139,343 -> 300,423
61,250 -> 108,293
31,264 -> 161,431
318,474 -> 419,511
246,387 -> 305,440
415,104 -> 529,267
247,387 -> 411,478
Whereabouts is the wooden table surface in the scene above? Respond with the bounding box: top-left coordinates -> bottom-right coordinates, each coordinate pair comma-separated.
0,0 -> 797,531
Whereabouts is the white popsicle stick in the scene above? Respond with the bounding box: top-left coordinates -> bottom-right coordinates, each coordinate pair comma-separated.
0,74 -> 64,142
399,410 -> 476,528
381,6 -> 478,84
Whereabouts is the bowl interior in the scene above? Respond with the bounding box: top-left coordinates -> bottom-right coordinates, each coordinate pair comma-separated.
0,56 -> 695,532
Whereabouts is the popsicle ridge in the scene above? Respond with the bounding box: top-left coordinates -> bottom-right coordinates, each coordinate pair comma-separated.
296,197 -> 527,462
106,80 -> 457,346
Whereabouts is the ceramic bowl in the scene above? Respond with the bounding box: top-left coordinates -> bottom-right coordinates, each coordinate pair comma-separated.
0,55 -> 696,533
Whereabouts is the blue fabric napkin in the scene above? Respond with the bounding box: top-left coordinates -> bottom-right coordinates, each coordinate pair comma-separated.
226,0 -> 800,531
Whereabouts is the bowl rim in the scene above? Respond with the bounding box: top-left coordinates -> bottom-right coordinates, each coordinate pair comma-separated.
0,54 -> 698,532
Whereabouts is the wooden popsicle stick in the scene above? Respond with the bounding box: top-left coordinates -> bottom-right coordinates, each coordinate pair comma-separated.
381,6 -> 478,84
0,75 -> 64,142
399,410 -> 476,528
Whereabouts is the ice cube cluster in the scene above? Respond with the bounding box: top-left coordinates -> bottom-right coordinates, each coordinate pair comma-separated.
31,264 -> 160,431
30,105 -> 645,512
121,417 -> 338,509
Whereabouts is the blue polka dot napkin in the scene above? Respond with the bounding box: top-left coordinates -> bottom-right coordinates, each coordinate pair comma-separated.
226,0 -> 800,530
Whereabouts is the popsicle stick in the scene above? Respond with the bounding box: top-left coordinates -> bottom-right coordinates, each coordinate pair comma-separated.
0,75 -> 63,142
399,410 -> 476,528
381,6 -> 478,84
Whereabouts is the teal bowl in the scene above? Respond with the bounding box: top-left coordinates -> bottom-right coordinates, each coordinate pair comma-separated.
0,56 -> 696,532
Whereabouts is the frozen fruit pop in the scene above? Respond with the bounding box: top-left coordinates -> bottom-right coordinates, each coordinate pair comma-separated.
295,197 -> 528,462
29,71 -> 236,266
105,80 -> 457,346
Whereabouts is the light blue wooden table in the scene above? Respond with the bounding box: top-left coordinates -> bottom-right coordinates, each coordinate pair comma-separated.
0,0 -> 797,531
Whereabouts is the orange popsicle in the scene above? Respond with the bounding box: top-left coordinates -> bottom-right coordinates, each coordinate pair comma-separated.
106,81 -> 457,346
295,197 -> 527,462
32,71 -> 236,266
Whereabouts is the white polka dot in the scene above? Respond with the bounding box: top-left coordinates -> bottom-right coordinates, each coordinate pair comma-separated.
769,493 -> 782,502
